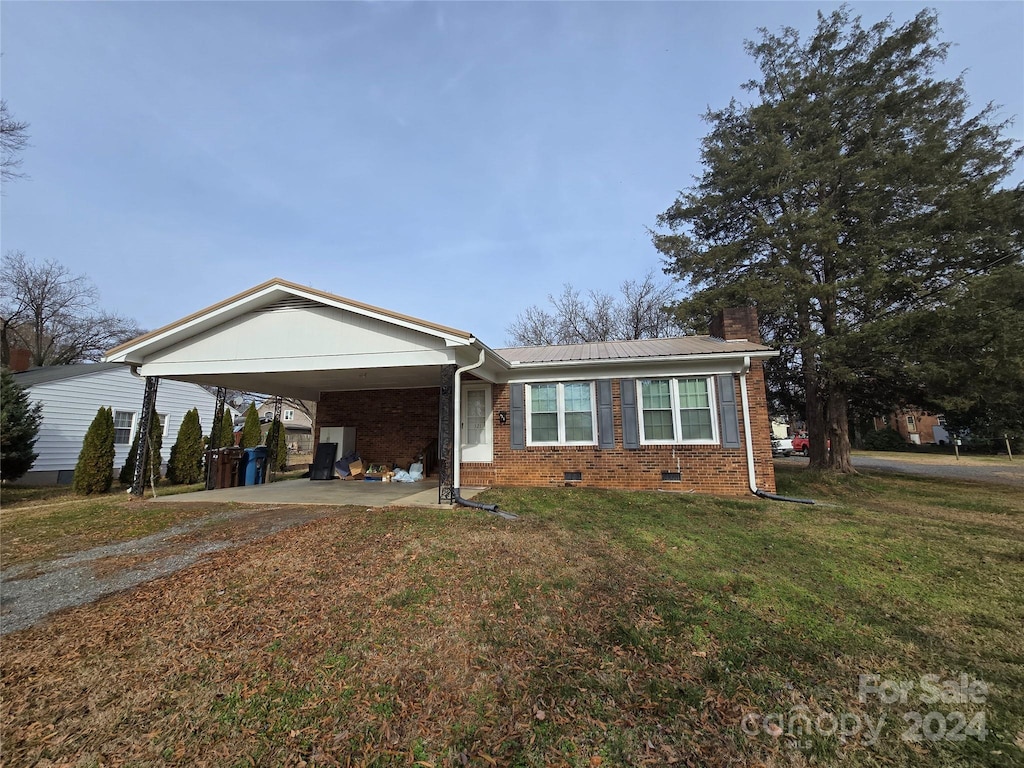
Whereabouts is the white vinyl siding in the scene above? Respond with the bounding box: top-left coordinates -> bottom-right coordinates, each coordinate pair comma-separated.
21,368 -> 224,474
638,377 -> 718,445
526,382 -> 597,446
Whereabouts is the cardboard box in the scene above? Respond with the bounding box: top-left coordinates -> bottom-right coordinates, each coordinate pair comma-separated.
347,459 -> 365,477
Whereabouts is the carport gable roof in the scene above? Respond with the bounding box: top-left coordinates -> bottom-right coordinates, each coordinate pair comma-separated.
105,278 -> 476,365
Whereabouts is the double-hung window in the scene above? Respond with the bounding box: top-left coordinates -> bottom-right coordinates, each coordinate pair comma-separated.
526,382 -> 597,445
113,411 -> 135,445
638,377 -> 717,444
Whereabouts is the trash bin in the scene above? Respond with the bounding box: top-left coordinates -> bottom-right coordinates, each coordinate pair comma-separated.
240,446 -> 268,486
205,447 -> 243,489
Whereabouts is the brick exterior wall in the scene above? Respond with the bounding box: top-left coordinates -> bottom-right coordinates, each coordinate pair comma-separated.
315,366 -> 776,497
461,366 -> 776,496
316,388 -> 439,468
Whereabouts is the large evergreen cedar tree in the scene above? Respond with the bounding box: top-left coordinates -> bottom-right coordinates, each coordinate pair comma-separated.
73,407 -> 115,494
0,368 -> 43,482
896,263 -> 1024,441
653,7 -> 1022,471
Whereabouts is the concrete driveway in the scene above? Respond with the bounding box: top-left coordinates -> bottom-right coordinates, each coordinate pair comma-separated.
147,478 -> 483,507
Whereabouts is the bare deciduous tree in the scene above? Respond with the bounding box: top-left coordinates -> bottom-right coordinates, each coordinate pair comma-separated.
1,252 -> 143,368
1,100 -> 30,184
506,271 -> 680,346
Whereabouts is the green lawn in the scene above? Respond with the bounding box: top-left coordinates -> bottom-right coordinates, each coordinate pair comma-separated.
2,465 -> 1022,767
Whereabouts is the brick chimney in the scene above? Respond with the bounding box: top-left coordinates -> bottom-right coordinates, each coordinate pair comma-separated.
7,347 -> 32,372
710,307 -> 760,343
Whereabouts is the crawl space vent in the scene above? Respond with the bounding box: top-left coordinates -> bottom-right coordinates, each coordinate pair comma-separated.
661,471 -> 682,482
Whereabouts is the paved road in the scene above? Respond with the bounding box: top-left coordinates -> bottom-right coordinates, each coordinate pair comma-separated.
778,454 -> 1024,487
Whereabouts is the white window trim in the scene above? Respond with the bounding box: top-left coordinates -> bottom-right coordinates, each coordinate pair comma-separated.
637,376 -> 719,446
158,413 -> 170,438
112,409 -> 136,446
283,409 -> 294,421
525,381 -> 599,446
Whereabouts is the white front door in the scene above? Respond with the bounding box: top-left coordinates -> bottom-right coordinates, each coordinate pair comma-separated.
461,384 -> 493,463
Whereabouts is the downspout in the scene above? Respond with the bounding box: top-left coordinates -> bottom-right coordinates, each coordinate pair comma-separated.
452,346 -> 517,519
739,356 -> 815,505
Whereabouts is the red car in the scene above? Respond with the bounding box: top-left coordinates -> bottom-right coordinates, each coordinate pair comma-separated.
791,432 -> 830,456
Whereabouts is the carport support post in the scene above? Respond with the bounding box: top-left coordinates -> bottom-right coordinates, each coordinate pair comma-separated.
130,376 -> 160,497
438,363 -> 456,504
205,386 -> 228,490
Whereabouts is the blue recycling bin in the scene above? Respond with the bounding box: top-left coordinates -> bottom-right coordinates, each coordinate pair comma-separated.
239,446 -> 268,486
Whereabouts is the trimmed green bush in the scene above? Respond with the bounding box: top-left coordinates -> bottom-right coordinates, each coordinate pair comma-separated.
168,408 -> 204,484
863,428 -> 908,451
219,407 -> 236,447
73,407 -> 115,494
265,418 -> 288,471
145,406 -> 164,484
240,404 -> 261,449
119,430 -> 140,485
1,368 -> 43,482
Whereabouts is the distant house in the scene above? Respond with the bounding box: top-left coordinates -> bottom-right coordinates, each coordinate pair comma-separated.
874,409 -> 950,445
11,363 -> 225,485
255,398 -> 314,452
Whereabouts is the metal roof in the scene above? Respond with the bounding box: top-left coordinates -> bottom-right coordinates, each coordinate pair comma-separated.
11,362 -> 126,388
495,336 -> 772,364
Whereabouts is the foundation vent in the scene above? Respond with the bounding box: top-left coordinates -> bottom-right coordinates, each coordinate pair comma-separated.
563,471 -> 582,482
661,471 -> 682,482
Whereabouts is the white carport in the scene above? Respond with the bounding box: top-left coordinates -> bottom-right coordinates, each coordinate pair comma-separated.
105,278 -> 507,500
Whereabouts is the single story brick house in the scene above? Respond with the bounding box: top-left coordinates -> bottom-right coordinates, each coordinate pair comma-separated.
104,279 -> 778,500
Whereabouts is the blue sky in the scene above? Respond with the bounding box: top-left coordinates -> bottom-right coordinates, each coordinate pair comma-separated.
2,1 -> 1021,346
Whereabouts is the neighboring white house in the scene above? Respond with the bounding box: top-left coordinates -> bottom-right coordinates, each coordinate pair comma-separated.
12,362 -> 225,485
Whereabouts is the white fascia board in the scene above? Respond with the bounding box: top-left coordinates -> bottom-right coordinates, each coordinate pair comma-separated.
455,340 -> 509,383
502,350 -> 777,383
108,284 -> 474,364
137,348 -> 456,378
107,284 -> 288,364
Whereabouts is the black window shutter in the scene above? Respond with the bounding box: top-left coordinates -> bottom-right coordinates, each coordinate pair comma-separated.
717,374 -> 741,448
510,383 -> 526,450
597,379 -> 614,449
620,379 -> 640,450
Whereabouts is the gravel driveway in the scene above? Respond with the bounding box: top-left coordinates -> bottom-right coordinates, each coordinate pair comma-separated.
0,504 -> 335,635
778,453 -> 1024,487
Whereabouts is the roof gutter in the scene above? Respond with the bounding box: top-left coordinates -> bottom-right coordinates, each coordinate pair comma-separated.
450,345 -> 517,519
504,349 -> 778,370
